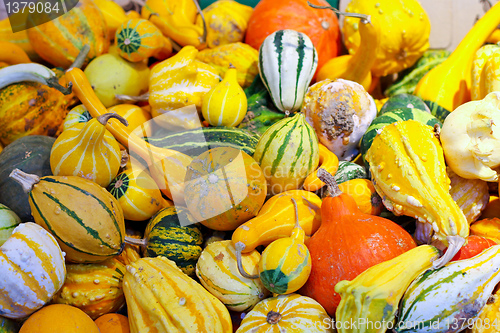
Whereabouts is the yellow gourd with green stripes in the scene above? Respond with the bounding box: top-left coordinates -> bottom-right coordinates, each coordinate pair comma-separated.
107,167 -> 164,221
258,198 -> 312,295
202,66 -> 248,127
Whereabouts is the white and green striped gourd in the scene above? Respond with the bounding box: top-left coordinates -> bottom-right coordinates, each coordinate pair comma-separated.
258,29 -> 318,114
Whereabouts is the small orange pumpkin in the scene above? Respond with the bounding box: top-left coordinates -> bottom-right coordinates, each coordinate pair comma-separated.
94,313 -> 130,333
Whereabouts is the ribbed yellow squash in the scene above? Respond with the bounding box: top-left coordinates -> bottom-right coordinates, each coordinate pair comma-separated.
196,240 -> 268,312
0,222 -> 66,319
123,256 -> 233,333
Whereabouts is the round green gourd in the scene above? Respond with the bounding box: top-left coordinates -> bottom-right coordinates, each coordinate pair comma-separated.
0,204 -> 21,246
334,161 -> 368,185
0,135 -> 55,221
360,108 -> 442,163
378,94 -> 430,115
143,206 -> 203,276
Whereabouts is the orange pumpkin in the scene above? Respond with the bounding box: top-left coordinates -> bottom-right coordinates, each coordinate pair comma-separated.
445,235 -> 497,262
94,313 -> 130,333
184,147 -> 267,231
298,169 -> 416,316
19,304 -> 100,333
245,0 -> 341,73
27,0 -> 109,68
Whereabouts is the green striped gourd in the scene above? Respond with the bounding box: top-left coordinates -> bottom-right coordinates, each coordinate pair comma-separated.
196,240 -> 269,312
9,169 -> 125,264
62,104 -> 92,131
0,222 -> 66,319
360,108 -> 441,164
258,29 -> 318,114
144,126 -> 259,157
0,204 -> 20,246
142,206 -> 203,276
253,113 -> 319,195
378,94 -> 430,115
396,245 -> 500,333
334,161 -> 368,184
0,316 -> 20,332
52,256 -> 126,319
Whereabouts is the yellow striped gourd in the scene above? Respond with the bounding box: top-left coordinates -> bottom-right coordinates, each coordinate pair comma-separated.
123,256 -> 233,333
62,104 -> 92,131
50,113 -> 127,188
0,222 -> 66,319
52,256 -> 126,319
236,294 -> 334,333
258,198 -> 311,295
202,66 -> 248,127
9,169 -> 126,264
472,43 -> 500,101
196,240 -> 268,312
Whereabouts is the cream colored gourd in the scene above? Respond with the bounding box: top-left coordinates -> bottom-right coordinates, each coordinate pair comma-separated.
471,44 -> 500,101
0,222 -> 66,319
202,66 -> 248,127
440,92 -> 500,182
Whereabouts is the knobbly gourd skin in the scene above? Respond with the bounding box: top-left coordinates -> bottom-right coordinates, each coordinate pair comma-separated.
440,92 -> 500,182
365,120 -> 468,268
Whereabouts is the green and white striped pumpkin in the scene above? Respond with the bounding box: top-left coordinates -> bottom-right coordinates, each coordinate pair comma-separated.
196,240 -> 269,312
143,206 -> 203,276
0,204 -> 21,247
360,108 -> 441,163
253,113 -> 319,195
334,161 -> 368,184
0,222 -> 66,319
258,29 -> 318,114
396,245 -> 500,333
9,169 -> 126,264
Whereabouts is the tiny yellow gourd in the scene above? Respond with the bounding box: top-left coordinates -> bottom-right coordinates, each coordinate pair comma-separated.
258,198 -> 312,295
202,65 -> 248,127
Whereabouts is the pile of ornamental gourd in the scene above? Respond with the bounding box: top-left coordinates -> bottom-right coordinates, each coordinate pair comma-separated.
1,0 -> 500,332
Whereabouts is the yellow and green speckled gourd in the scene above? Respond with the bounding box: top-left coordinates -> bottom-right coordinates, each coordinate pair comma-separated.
365,120 -> 469,268
258,198 -> 311,295
50,113 -> 127,188
51,256 -> 127,319
123,256 -> 233,333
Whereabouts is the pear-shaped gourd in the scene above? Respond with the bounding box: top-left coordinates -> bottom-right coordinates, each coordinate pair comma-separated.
258,29 -> 318,114
365,120 -> 469,268
202,66 -> 248,127
50,113 -> 128,188
258,198 -> 311,295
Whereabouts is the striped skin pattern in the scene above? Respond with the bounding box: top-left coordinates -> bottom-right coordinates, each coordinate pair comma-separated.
236,294 -> 334,333
116,19 -> 165,63
28,175 -> 125,263
196,240 -> 268,312
448,167 -> 490,224
62,105 -> 92,131
258,29 -> 318,113
396,245 -> 500,333
360,108 -> 441,163
259,236 -> 311,295
365,120 -> 469,253
108,168 -> 163,221
253,113 -> 319,196
143,207 -> 203,276
0,204 -> 21,246
26,0 -> 109,68
378,93 -> 431,115
50,118 -> 122,188
52,256 -> 127,319
333,161 -> 368,185
145,126 -> 259,157
123,256 -> 233,333
0,222 -> 65,319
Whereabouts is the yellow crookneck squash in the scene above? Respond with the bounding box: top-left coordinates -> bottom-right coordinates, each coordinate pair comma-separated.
414,1 -> 500,114
50,113 -> 126,188
65,67 -> 192,204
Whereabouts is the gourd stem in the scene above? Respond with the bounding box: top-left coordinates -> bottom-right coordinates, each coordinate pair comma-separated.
124,236 -> 147,248
266,311 -> 282,325
317,168 -> 341,197
115,92 -> 150,102
234,241 -> 260,279
9,168 -> 40,193
46,77 -> 73,95
97,113 -> 129,127
68,44 -> 90,70
192,0 -> 207,45
291,197 -> 299,229
307,2 -> 371,24
432,235 -> 466,269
